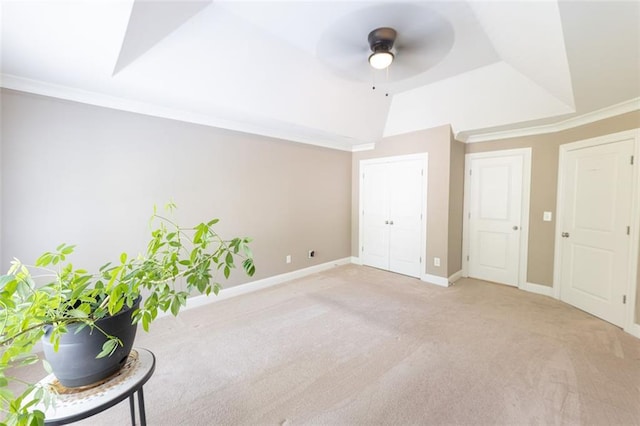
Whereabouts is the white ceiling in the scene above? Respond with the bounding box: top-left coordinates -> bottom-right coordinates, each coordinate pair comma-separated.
1,0 -> 639,151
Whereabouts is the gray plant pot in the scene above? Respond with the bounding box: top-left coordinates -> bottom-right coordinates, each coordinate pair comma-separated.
42,297 -> 141,388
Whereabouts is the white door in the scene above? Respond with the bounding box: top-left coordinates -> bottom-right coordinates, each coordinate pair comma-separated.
361,156 -> 425,278
468,154 -> 524,286
362,162 -> 391,271
388,160 -> 424,277
558,139 -> 634,327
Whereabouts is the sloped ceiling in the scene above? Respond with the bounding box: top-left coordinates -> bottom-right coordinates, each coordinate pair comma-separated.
1,1 -> 638,151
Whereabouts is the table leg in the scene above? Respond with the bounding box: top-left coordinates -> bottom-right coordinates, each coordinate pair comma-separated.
129,394 -> 136,426
138,387 -> 147,426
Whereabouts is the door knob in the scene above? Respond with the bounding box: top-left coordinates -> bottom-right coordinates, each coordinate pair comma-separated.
561,232 -> 570,238
512,226 -> 519,231
385,220 -> 389,224
389,220 -> 394,225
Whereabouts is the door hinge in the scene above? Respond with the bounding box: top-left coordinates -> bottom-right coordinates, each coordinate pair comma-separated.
623,295 -> 627,304
631,155 -> 634,165
469,169 -> 472,176
420,257 -> 422,263
627,226 -> 631,235
468,212 -> 471,219
421,169 -> 424,176
361,246 -> 364,253
467,255 -> 469,261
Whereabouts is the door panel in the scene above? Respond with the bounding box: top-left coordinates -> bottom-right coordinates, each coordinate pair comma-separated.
388,160 -> 423,277
468,155 -> 523,286
559,139 -> 633,327
570,245 -> 613,301
477,231 -> 509,269
362,163 -> 390,270
479,165 -> 511,220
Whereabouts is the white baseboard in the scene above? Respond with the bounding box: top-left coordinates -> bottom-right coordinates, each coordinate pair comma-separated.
523,282 -> 554,297
625,322 -> 640,339
423,273 -> 449,287
350,256 -> 362,265
179,257 -> 352,314
448,270 -> 463,284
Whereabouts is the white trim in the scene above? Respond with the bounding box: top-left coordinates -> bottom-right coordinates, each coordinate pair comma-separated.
462,148 -> 532,289
423,274 -> 449,287
629,323 -> 640,339
524,282 -> 554,297
351,143 -> 376,152
553,129 -> 640,337
0,74 -> 363,152
626,130 -> 640,335
358,153 -> 429,282
448,270 -> 463,284
460,98 -> 640,143
170,257 -> 352,315
350,256 -> 362,265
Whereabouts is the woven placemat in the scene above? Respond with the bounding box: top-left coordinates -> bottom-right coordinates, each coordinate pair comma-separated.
48,350 -> 140,398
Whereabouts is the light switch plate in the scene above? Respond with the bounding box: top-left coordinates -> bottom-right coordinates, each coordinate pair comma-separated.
543,211 -> 552,222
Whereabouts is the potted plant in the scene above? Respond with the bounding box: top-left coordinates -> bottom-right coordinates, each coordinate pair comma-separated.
0,202 -> 255,425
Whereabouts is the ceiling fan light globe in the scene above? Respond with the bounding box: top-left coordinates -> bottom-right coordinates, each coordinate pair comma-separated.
369,51 -> 394,69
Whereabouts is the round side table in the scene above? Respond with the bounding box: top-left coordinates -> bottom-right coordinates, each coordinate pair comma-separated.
35,348 -> 155,425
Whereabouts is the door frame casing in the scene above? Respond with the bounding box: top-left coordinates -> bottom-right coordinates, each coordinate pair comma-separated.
358,153 -> 429,282
462,148 -> 532,289
553,129 -> 640,336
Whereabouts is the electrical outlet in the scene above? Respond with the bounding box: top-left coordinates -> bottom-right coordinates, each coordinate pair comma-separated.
308,250 -> 315,258
434,257 -> 441,267
543,211 -> 552,222
286,255 -> 291,264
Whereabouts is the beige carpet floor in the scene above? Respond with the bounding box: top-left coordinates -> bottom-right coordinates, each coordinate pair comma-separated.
34,265 -> 640,424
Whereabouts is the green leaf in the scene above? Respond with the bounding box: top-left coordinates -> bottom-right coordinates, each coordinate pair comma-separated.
68,309 -> 89,319
193,224 -> 205,244
0,387 -> 14,403
42,359 -> 53,374
243,258 -> 255,276
17,354 -> 39,367
61,245 -> 75,255
0,275 -> 17,292
170,296 -> 180,316
120,252 -> 128,264
34,253 -> 52,267
142,311 -> 151,332
96,339 -> 119,358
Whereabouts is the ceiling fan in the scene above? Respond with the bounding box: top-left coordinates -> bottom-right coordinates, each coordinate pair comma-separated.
316,3 -> 454,84
367,27 -> 397,70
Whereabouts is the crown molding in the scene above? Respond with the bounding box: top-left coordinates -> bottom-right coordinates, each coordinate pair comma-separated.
459,97 -> 640,143
351,143 -> 375,152
0,74 -> 362,152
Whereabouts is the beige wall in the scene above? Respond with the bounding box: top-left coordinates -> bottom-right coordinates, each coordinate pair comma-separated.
465,111 -> 640,286
351,125 -> 461,279
0,89 -> 352,285
448,136 -> 465,277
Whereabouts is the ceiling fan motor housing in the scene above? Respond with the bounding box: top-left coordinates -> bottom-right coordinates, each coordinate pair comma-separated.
368,27 -> 397,53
